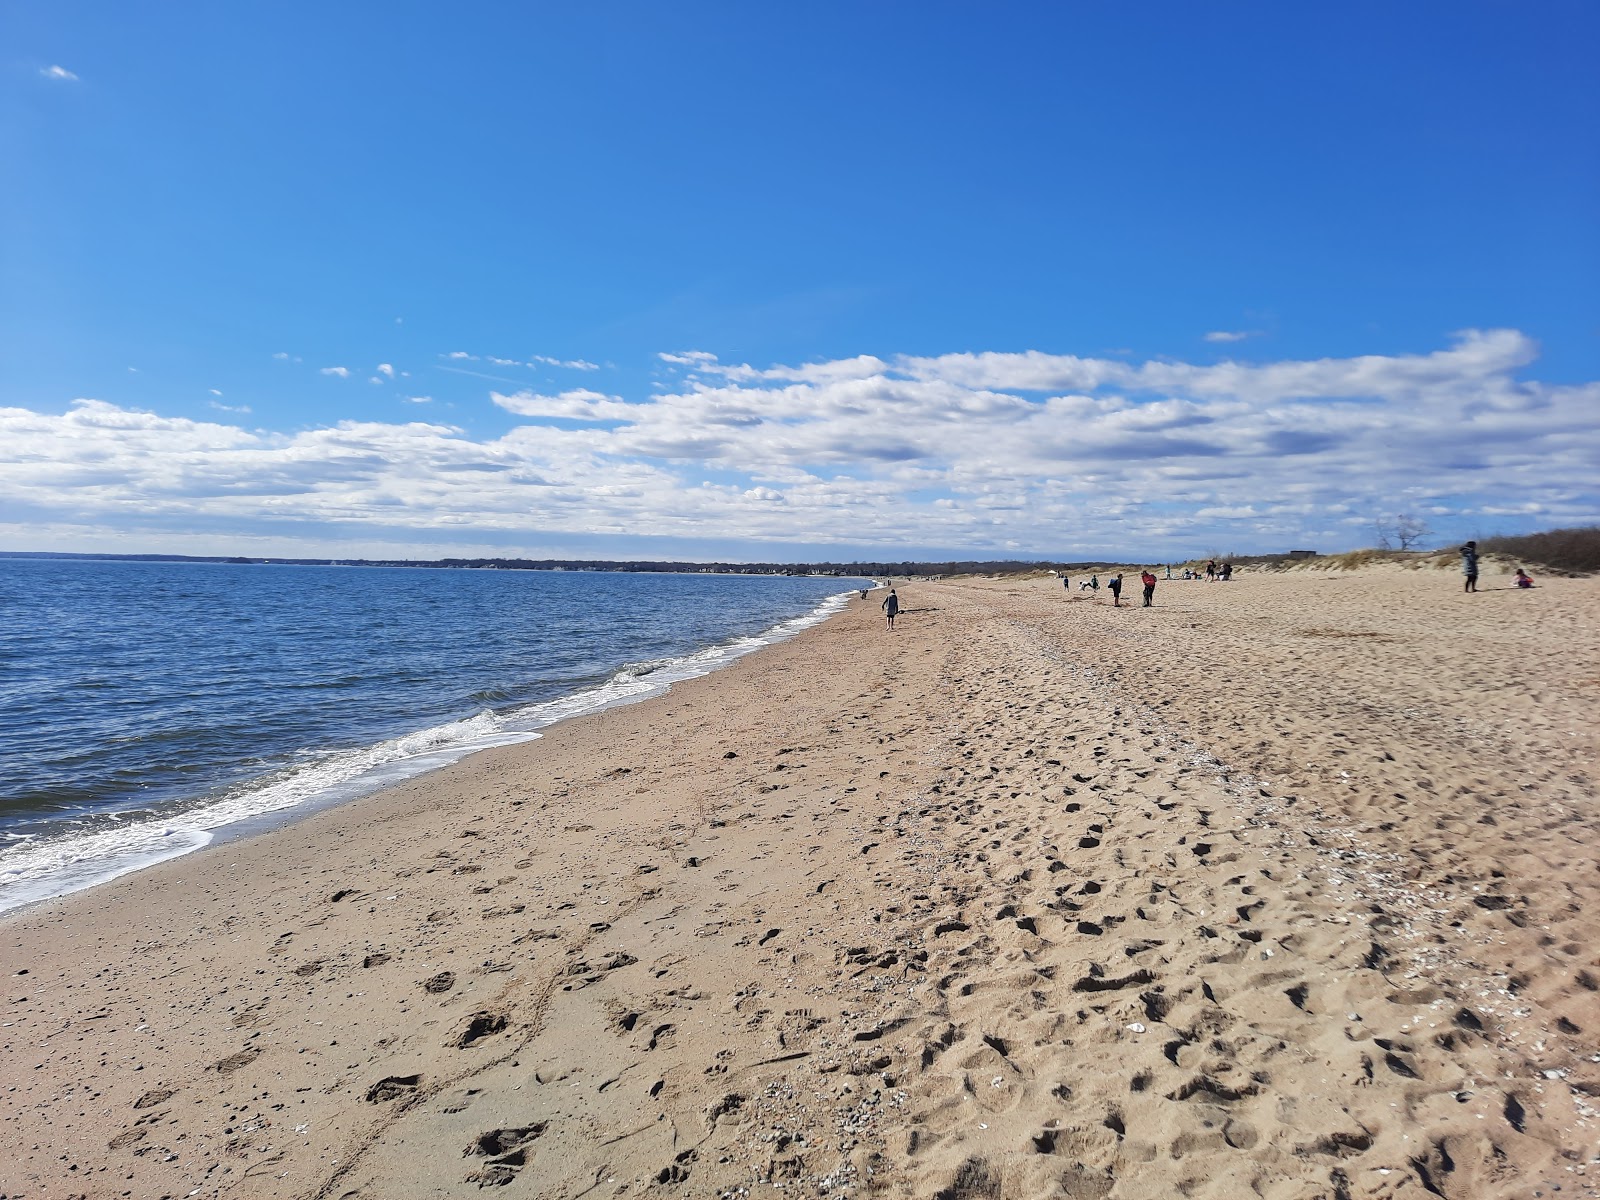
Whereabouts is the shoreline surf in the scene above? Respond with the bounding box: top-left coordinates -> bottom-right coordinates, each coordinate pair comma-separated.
0,585 -> 862,916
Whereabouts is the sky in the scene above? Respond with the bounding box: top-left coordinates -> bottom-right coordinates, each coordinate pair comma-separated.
3,2 -> 1597,563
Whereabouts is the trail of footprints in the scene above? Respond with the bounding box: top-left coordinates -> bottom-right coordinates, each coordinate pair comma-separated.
324,605 -> 1566,1199
813,618 -> 1553,1199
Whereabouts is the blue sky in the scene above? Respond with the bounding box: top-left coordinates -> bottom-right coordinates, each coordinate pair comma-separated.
4,2 -> 1596,562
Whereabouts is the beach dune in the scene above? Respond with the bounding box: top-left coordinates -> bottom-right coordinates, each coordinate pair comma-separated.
3,565 -> 1597,1199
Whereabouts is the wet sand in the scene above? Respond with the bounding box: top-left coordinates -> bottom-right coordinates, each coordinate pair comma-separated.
3,564 -> 1597,1199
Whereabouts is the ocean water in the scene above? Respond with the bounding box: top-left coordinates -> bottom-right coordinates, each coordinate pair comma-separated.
0,558 -> 867,913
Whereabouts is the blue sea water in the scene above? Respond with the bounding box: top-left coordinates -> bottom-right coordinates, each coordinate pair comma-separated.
0,558 -> 867,913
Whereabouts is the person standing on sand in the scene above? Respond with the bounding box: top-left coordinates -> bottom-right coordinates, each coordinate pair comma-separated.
1108,573 -> 1123,606
1140,569 -> 1157,607
882,587 -> 900,629
1062,574 -> 1069,589
1461,542 -> 1479,593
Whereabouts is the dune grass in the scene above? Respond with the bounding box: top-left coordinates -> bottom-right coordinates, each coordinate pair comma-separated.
1476,526 -> 1600,574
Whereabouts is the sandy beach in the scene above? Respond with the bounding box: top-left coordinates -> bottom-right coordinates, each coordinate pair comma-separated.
3,563 -> 1597,1200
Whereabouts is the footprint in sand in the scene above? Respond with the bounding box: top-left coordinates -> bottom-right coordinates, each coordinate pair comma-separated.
451,1011 -> 509,1048
209,1047 -> 260,1073
464,1124 -> 546,1187
365,1073 -> 421,1103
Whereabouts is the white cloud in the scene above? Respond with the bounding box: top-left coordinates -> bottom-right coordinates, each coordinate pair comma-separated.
531,355 -> 601,371
3,331 -> 1593,558
490,388 -> 633,421
1204,330 -> 1256,343
658,350 -> 720,366
320,366 -> 350,378
404,396 -> 434,404
209,389 -> 223,396
208,400 -> 252,414
376,363 -> 394,378
41,65 -> 78,82
446,351 -> 477,361
487,356 -> 523,367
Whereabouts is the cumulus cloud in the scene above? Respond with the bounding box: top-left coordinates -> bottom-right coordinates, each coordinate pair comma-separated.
1204,330 -> 1257,343
319,366 -> 350,378
376,363 -> 394,378
41,65 -> 78,81
4,331 -> 1594,557
490,388 -> 633,421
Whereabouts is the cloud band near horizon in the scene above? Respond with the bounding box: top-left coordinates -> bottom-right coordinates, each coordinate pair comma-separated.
3,330 -> 1595,560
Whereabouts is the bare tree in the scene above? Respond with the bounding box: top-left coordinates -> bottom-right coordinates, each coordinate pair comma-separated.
1374,513 -> 1432,551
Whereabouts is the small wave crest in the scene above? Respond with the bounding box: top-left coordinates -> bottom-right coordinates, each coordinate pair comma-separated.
0,707 -> 532,914
0,585 -> 859,914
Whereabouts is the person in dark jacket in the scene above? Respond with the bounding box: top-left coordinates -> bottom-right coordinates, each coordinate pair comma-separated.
882,587 -> 900,629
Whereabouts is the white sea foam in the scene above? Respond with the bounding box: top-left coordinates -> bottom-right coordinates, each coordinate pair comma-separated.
0,588 -> 856,915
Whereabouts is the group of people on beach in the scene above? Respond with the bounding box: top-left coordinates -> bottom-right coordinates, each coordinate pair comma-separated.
1179,560 -> 1232,582
1059,570 -> 1162,607
1461,541 -> 1536,592
876,545 -> 1535,635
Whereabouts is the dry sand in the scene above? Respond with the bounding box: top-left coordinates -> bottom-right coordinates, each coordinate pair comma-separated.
3,564 -> 1597,1200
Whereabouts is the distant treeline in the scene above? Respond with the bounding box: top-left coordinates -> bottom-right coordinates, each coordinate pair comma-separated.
1477,526 -> 1600,574
2,550 -> 1107,577
0,550 -> 1322,576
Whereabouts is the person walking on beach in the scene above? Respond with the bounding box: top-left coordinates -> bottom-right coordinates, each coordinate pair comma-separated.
882,587 -> 900,629
1062,573 -> 1069,590
1080,573 -> 1099,592
1461,541 -> 1479,593
1140,569 -> 1157,607
1108,573 -> 1123,606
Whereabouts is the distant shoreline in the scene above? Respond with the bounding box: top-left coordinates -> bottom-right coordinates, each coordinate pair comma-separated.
0,549 -> 1314,576
0,549 -> 1121,577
